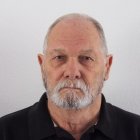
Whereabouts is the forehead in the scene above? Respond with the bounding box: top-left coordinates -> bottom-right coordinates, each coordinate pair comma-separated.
47,18 -> 102,52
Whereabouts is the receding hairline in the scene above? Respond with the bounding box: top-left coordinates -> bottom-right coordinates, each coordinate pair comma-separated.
43,13 -> 108,55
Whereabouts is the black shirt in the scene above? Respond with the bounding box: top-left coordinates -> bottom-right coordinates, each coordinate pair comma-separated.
0,93 -> 140,140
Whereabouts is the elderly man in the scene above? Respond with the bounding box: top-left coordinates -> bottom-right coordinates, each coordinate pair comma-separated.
0,13 -> 140,140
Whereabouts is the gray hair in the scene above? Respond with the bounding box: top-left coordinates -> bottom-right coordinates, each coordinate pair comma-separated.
43,13 -> 108,55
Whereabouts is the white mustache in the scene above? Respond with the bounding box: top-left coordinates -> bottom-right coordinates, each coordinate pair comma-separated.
54,79 -> 90,95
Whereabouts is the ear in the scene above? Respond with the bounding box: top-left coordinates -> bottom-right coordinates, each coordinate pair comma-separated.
38,53 -> 44,66
104,54 -> 113,81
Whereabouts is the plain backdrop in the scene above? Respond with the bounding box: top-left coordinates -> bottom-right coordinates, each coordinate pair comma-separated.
0,0 -> 140,117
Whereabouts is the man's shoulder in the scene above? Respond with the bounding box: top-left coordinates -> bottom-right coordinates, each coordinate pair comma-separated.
0,104 -> 35,140
107,102 -> 140,126
0,103 -> 37,129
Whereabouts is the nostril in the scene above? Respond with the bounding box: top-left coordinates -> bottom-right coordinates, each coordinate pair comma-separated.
75,75 -> 80,79
65,75 -> 80,79
64,71 -> 81,79
65,75 -> 70,78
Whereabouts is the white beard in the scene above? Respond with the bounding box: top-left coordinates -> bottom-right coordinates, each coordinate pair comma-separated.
44,79 -> 104,110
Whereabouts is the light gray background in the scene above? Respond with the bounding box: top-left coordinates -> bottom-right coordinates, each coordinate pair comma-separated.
0,0 -> 140,117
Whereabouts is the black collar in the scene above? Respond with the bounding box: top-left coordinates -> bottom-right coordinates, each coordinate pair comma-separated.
28,93 -> 55,140
95,95 -> 117,139
28,93 -> 117,140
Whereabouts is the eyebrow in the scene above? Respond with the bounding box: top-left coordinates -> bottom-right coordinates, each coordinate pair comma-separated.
52,49 -> 66,53
47,49 -> 66,55
79,49 -> 93,54
47,48 -> 94,55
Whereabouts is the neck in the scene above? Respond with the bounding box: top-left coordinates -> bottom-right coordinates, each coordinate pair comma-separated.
48,93 -> 102,140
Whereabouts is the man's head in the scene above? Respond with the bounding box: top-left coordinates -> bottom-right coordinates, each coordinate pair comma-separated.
38,13 -> 113,110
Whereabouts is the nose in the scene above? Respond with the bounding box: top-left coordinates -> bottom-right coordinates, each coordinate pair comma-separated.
64,58 -> 81,79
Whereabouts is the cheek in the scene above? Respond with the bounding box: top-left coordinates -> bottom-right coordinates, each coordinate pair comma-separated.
84,67 -> 104,86
43,66 -> 63,89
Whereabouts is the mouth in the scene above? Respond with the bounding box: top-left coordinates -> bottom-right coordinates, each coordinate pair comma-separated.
60,87 -> 80,91
59,87 -> 83,95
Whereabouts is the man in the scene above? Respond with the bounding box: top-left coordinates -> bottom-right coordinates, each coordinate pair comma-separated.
0,13 -> 140,140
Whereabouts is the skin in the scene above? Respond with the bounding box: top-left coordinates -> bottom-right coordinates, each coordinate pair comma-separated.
38,17 -> 113,140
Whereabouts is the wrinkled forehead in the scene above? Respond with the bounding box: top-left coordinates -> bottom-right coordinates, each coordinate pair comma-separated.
47,18 -> 101,46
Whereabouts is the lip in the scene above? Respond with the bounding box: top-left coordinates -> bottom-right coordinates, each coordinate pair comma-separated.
60,87 -> 79,90
59,87 -> 80,92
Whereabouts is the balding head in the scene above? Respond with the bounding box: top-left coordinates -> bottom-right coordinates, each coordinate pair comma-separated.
43,13 -> 108,55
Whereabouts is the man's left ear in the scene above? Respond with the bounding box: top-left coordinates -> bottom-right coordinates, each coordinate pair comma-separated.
104,54 -> 113,81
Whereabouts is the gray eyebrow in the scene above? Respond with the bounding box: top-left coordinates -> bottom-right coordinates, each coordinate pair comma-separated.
52,49 -> 66,52
46,49 -> 66,55
47,48 -> 94,56
79,49 -> 93,54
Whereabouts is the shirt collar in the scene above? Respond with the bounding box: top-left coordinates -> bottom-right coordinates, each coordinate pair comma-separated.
95,94 -> 118,139
28,93 -> 118,140
28,93 -> 56,140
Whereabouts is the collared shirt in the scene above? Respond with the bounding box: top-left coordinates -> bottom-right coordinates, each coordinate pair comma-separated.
0,93 -> 140,140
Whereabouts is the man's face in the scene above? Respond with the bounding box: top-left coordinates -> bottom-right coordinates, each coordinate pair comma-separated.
38,19 -> 112,109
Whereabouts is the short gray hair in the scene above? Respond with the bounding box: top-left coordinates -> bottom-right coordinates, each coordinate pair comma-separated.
43,13 -> 108,55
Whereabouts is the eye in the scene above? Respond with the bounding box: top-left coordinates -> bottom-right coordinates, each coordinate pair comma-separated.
51,55 -> 67,67
78,55 -> 95,66
55,55 -> 65,60
79,56 -> 95,62
53,55 -> 67,62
